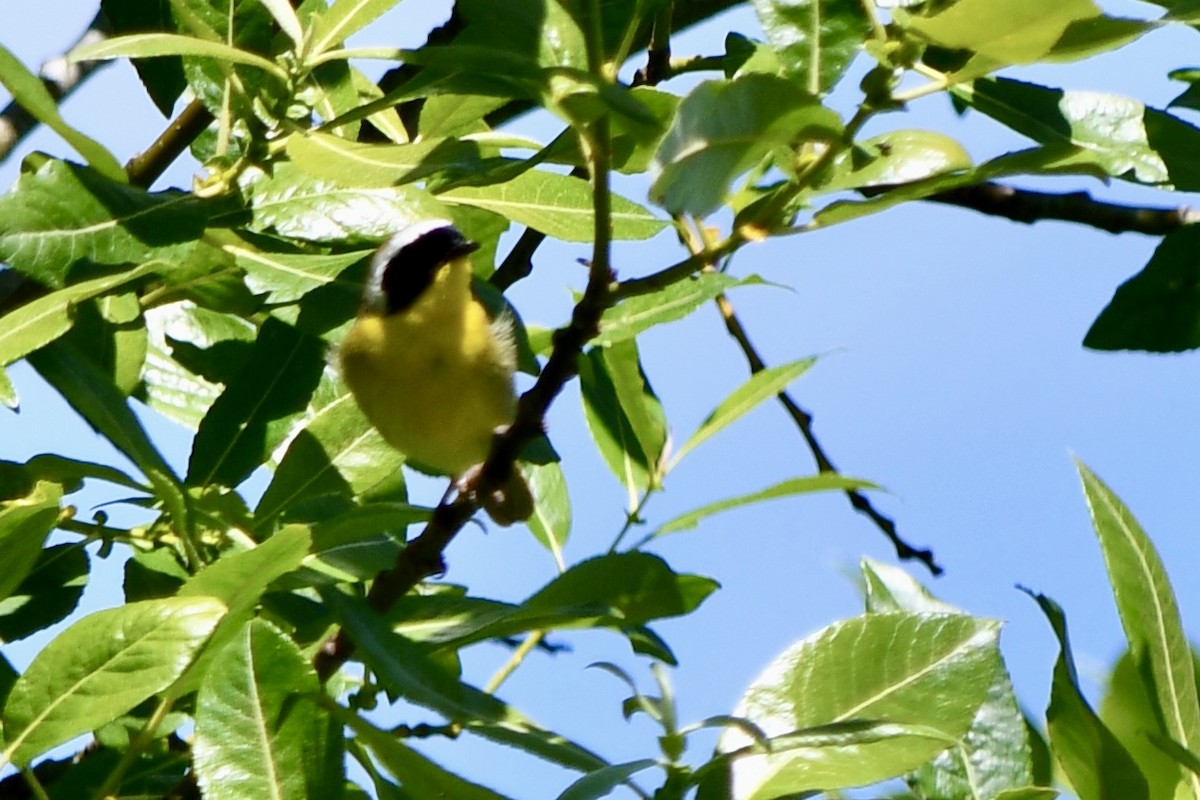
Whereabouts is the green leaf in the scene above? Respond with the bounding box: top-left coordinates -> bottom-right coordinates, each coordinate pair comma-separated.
193,619 -> 339,800
220,236 -> 368,305
1083,225 -> 1200,353
1147,733 -> 1200,777
0,544 -> 89,644
254,388 -> 407,526
1101,650 -> 1188,798
330,591 -> 608,772
597,338 -> 668,484
27,339 -> 189,531
860,560 -> 1037,799
520,552 -> 717,628
578,345 -> 664,500
751,0 -> 870,93
0,482 -> 62,604
522,461 -> 571,567
258,0 -> 303,49
556,759 -> 659,800
309,0 -> 407,56
651,74 -> 842,217
0,159 -> 209,288
70,33 -> 287,80
904,0 -> 1102,64
456,0 -> 587,71
861,557 -> 958,615
1,596 -> 225,767
287,132 -> 485,188
441,170 -> 665,242
647,475 -> 875,540
954,78 -> 1200,191
1076,462 -> 1200,799
1024,590 -> 1148,800
597,273 -> 764,347
100,0 -> 188,115
674,356 -> 815,465
820,129 -> 972,192
242,162 -> 446,243
722,612 -> 1001,798
0,368 -> 14,410
0,43 -> 124,181
342,710 -> 516,800
187,317 -> 327,488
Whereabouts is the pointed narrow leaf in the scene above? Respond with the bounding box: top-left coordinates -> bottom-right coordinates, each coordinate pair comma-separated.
70,33 -> 286,80
330,592 -> 607,772
0,543 -> 90,644
254,390 -> 406,525
597,339 -> 667,484
556,759 -> 658,800
651,74 -> 842,216
0,160 -> 209,288
0,44 -> 123,180
187,318 -> 326,488
243,163 -> 445,243
1024,589 -> 1148,800
522,461 -> 571,566
222,238 -> 369,304
287,132 -> 484,188
905,0 -> 1102,64
344,711 -> 516,800
1100,650 -> 1187,797
309,0 -> 406,56
578,347 -> 657,500
648,475 -> 875,540
27,340 -> 188,530
1,597 -> 225,767
0,265 -> 155,369
0,482 -> 62,603
597,273 -> 764,346
954,78 -> 1200,191
441,170 -> 665,241
193,619 -> 337,800
751,0 -> 870,92
257,0 -> 304,49
675,356 -> 815,465
1076,462 -> 1200,798
1083,224 -> 1200,353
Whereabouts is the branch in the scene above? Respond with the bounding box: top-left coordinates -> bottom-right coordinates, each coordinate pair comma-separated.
713,291 -> 942,575
314,132 -> 617,682
919,181 -> 1200,235
0,9 -> 112,164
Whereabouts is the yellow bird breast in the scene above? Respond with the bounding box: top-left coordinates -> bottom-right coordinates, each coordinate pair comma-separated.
339,290 -> 516,477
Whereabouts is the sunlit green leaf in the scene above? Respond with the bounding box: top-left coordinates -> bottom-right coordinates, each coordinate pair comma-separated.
309,0 -> 408,57
1077,462 -> 1200,798
904,0 -> 1102,64
1,596 -> 225,767
751,0 -> 869,92
652,74 -> 842,217
522,461 -> 571,567
0,159 -> 208,288
441,170 -> 665,242
1025,589 -> 1148,800
597,274 -> 764,347
70,33 -> 286,80
675,356 -> 815,465
648,475 -> 874,540
0,44 -> 123,180
194,619 -> 338,800
0,482 -> 62,604
723,613 -> 1001,798
287,132 -> 485,188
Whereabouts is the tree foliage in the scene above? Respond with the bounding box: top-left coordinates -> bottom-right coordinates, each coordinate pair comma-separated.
0,0 -> 1198,797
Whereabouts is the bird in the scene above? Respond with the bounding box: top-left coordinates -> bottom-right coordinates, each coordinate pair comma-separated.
339,219 -> 531,523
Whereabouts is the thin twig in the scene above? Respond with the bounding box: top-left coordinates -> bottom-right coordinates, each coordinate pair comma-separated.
0,10 -> 112,163
713,292 -> 942,575
125,99 -> 213,189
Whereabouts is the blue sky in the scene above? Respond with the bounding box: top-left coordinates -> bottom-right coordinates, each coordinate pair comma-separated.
3,1 -> 1199,796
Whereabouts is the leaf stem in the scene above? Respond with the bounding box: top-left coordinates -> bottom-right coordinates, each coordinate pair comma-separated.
91,694 -> 177,800
484,631 -> 546,694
